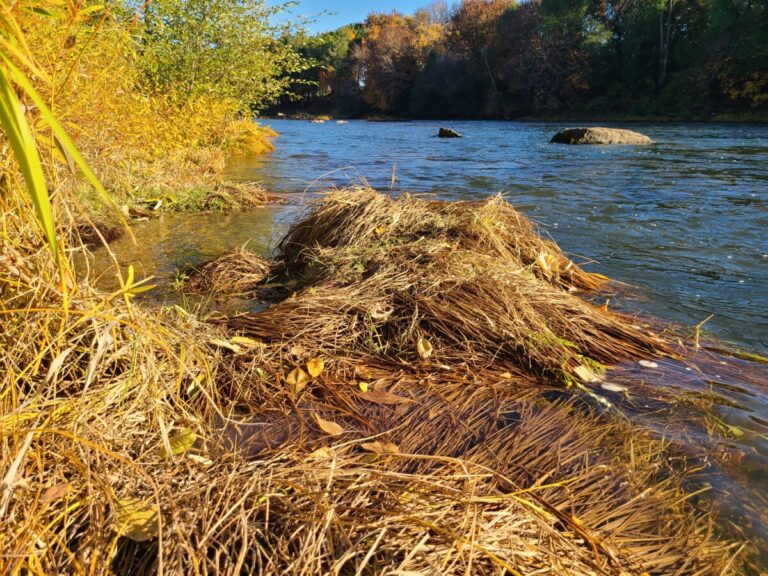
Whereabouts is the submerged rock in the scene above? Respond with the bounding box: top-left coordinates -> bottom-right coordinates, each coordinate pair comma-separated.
438,127 -> 462,138
551,127 -> 652,145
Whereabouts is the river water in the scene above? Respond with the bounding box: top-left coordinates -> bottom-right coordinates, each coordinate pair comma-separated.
101,119 -> 768,569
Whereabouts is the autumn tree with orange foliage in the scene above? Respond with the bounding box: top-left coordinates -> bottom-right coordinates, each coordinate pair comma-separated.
354,11 -> 446,112
279,0 -> 768,119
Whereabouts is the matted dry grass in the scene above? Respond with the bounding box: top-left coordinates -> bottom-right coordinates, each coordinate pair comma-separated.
230,188 -> 672,383
184,249 -> 276,295
1,187 -> 747,575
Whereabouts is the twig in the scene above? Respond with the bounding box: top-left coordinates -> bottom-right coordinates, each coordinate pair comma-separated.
0,430 -> 34,520
693,314 -> 714,349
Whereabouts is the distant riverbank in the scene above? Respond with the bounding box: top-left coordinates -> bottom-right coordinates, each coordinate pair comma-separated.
267,110 -> 768,124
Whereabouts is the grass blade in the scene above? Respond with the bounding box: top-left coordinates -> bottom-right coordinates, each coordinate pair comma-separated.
0,65 -> 59,265
2,54 -> 124,222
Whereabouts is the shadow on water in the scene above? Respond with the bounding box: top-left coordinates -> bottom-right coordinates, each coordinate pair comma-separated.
90,119 -> 768,571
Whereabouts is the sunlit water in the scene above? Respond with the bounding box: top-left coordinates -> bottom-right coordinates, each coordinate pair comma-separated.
98,119 -> 768,569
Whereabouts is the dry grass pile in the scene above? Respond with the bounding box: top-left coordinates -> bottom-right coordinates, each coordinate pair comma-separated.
184,248 -> 276,294
1,187 -> 746,575
230,188 -> 671,384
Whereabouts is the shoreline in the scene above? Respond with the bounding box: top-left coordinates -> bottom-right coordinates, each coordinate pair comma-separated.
264,111 -> 768,124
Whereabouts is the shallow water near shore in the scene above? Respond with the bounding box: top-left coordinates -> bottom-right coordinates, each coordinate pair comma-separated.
95,119 -> 768,570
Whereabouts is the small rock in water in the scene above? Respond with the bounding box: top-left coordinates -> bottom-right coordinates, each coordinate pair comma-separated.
438,127 -> 461,138
638,360 -> 659,369
601,382 -> 628,394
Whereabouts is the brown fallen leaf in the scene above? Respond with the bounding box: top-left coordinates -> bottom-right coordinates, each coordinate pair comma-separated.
536,252 -> 560,277
209,338 -> 242,353
361,441 -> 400,454
41,483 -> 72,503
231,336 -> 262,349
286,367 -> 309,393
315,414 -> 344,436
354,365 -> 373,380
288,345 -> 306,358
356,388 -> 412,406
307,447 -> 335,460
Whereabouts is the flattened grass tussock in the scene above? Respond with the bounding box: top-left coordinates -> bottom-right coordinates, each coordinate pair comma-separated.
183,248 -> 275,295
230,188 -> 671,382
0,1 -> 761,567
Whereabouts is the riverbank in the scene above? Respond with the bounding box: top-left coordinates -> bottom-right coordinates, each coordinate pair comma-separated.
266,109 -> 768,124
6,184 -> 765,574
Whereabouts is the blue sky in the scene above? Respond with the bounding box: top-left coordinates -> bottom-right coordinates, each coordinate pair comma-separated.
269,1 -> 430,32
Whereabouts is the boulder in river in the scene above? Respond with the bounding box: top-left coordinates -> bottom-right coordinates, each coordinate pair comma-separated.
551,127 -> 652,145
438,127 -> 462,138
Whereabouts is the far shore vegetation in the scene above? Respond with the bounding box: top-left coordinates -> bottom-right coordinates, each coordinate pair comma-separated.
275,0 -> 768,121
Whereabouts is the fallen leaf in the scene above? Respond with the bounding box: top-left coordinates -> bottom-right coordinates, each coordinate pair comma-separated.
537,252 -> 559,276
231,336 -> 262,348
160,428 -> 196,458
416,337 -> 433,359
41,483 -> 72,503
306,358 -> 324,378
358,381 -> 369,393
315,415 -> 344,436
307,447 -> 335,460
187,454 -> 213,467
357,388 -> 412,406
286,367 -> 309,393
369,302 -> 393,321
499,372 -> 513,380
375,225 -> 387,235
210,339 -> 242,353
186,374 -> 205,399
115,498 -> 160,542
601,382 -> 628,394
289,345 -> 306,358
574,365 -> 601,383
361,441 -> 400,454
